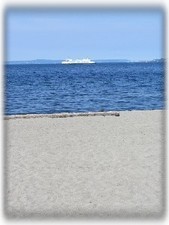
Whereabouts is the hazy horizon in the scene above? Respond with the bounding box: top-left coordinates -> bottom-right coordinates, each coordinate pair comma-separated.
6,57 -> 164,63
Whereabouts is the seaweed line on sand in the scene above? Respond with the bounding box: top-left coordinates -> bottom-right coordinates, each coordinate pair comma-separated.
4,111 -> 120,120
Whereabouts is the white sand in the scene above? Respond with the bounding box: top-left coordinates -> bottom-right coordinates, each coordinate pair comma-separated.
5,110 -> 165,218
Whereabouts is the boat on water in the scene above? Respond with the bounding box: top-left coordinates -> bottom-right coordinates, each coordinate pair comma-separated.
61,58 -> 95,64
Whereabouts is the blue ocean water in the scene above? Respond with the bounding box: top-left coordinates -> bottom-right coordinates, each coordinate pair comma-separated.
5,62 -> 165,115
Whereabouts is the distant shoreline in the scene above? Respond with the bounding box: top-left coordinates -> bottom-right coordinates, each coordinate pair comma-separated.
5,58 -> 165,65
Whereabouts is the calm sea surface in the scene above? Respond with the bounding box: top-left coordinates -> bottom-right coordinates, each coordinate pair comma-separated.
5,62 -> 165,115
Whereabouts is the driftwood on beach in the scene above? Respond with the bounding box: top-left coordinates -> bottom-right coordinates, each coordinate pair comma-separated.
4,111 -> 120,120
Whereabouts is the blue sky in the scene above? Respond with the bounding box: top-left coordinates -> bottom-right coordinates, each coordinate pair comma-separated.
6,9 -> 164,61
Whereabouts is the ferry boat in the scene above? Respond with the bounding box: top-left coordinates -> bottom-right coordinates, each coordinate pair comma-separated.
61,58 -> 95,64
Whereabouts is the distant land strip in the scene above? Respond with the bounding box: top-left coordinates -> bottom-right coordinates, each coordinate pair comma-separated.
4,111 -> 120,120
5,58 -> 165,65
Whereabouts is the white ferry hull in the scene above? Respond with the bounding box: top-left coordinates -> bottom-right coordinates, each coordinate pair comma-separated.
61,61 -> 95,64
61,58 -> 95,64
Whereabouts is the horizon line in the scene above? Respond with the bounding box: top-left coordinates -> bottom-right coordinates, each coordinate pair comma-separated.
6,57 -> 164,62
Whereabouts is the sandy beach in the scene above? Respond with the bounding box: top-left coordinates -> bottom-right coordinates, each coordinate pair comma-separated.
5,110 -> 165,218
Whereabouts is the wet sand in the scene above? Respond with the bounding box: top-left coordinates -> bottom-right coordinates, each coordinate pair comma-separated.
5,110 -> 165,218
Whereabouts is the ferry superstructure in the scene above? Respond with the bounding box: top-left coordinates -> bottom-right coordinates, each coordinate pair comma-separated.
61,58 -> 95,64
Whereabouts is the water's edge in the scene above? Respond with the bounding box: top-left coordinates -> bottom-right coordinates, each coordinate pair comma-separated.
4,109 -> 164,120
4,111 -> 121,120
